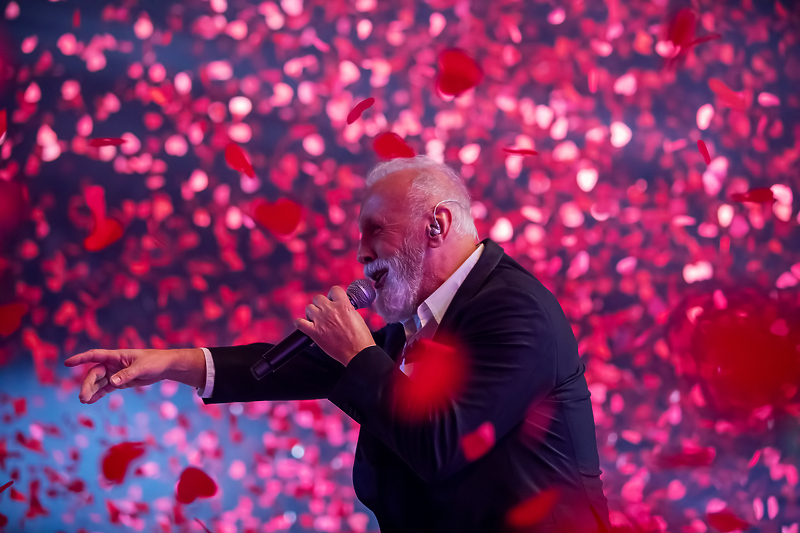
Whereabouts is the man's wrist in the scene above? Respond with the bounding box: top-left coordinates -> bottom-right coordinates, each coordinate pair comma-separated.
166,348 -> 206,389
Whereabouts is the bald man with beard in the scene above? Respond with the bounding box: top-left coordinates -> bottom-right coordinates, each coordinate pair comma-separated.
67,156 -> 611,533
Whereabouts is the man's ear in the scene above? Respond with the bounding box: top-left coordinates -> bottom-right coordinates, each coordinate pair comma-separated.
427,207 -> 452,248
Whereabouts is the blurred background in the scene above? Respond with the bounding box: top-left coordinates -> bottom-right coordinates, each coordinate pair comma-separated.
1,0 -> 799,531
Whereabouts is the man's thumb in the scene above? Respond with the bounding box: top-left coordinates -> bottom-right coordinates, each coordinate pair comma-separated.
110,371 -> 127,386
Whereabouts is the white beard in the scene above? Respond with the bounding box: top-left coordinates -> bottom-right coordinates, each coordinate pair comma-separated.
364,238 -> 426,323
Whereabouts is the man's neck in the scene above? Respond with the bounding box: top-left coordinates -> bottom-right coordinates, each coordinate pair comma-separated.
415,241 -> 479,307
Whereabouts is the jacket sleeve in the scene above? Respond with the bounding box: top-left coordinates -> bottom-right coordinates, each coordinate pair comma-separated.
202,326 -> 390,404
327,288 -> 556,483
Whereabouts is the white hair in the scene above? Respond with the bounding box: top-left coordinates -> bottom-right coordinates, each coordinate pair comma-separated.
364,155 -> 478,240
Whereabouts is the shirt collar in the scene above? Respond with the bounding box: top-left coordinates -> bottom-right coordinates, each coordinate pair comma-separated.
401,243 -> 485,340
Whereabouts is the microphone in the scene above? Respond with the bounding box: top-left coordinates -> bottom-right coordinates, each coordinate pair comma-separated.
250,279 -> 377,380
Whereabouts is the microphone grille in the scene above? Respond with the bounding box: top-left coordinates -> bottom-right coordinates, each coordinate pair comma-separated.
347,279 -> 377,309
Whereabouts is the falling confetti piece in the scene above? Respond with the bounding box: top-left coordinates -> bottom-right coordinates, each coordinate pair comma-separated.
668,9 -> 697,48
252,198 -> 303,236
394,337 -> 469,421
0,480 -> 12,493
505,488 -> 561,527
436,48 -> 483,96
730,188 -> 774,203
102,441 -> 146,485
373,132 -> 415,159
460,422 -> 495,461
88,138 -> 127,147
0,109 -> 6,142
697,140 -> 711,164
224,142 -> 255,177
346,97 -> 375,125
707,509 -> 750,532
688,33 -> 722,47
84,217 -> 124,252
0,302 -> 28,336
502,147 -> 539,156
72,8 -> 80,28
176,467 -> 217,504
708,79 -> 747,111
655,447 -> 716,468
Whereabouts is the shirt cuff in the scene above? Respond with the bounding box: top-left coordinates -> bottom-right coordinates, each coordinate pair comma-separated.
196,347 -> 215,398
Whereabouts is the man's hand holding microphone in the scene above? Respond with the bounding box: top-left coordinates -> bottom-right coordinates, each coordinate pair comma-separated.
64,348 -> 206,404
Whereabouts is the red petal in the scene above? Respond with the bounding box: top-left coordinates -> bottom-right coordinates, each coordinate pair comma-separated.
195,518 -> 214,533
436,48 -> 483,96
0,302 -> 28,336
101,441 -> 146,484
668,9 -> 697,48
697,140 -> 711,164
505,488 -> 561,527
224,142 -> 255,177
708,79 -> 747,110
503,147 -> 539,156
346,97 -> 375,125
730,187 -> 774,203
655,447 -> 716,468
73,8 -> 80,28
176,467 -> 217,504
0,480 -> 12,494
0,109 -> 6,141
688,33 -> 722,47
373,132 -> 415,159
252,198 -> 303,236
461,422 -> 495,461
84,218 -> 124,251
707,509 -> 750,532
88,138 -> 127,147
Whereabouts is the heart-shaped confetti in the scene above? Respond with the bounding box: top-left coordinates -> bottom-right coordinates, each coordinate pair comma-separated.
373,132 -> 415,159
84,217 -> 124,251
0,302 -> 28,336
102,442 -> 146,485
436,48 -> 483,96
176,467 -> 217,504
252,198 -> 303,236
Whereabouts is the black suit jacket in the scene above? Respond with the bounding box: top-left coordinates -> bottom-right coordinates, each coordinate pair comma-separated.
202,238 -> 611,532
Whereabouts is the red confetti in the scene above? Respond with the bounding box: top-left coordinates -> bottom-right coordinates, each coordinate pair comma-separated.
394,336 -> 469,421
72,8 -> 80,28
0,513 -> 6,528
224,142 -> 255,178
505,488 -> 561,528
689,33 -> 722,47
88,138 -> 127,147
730,188 -> 774,203
588,68 -> 597,93
252,198 -> 303,236
503,147 -> 539,156
0,302 -> 28,336
346,97 -> 375,125
25,480 -> 48,519
372,132 -> 415,159
176,467 -> 217,504
668,9 -> 697,48
101,441 -> 146,485
0,480 -> 12,493
84,217 -> 124,252
77,414 -> 95,429
15,431 -> 44,454
12,397 -> 25,417
460,421 -> 495,461
66,479 -> 85,493
707,509 -> 750,532
697,140 -> 711,164
0,109 -> 6,141
708,79 -> 747,111
436,48 -> 484,96
9,487 -> 25,501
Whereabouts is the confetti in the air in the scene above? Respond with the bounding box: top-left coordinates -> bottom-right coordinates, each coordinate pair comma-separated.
346,97 -> 375,125
697,140 -> 711,164
224,142 -> 255,178
88,138 -> 126,147
435,48 -> 483,96
730,188 -> 774,203
503,147 -> 538,156
101,442 -> 146,485
505,488 -> 561,528
251,198 -> 303,236
461,421 -> 495,461
373,132 -> 416,159
176,467 -> 217,504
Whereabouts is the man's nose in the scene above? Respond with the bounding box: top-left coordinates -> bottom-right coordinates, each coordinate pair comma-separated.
357,241 -> 374,265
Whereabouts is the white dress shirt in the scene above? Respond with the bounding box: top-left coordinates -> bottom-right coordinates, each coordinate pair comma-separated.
196,243 -> 485,397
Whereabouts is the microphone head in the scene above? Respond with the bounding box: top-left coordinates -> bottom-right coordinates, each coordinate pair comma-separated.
347,279 -> 377,309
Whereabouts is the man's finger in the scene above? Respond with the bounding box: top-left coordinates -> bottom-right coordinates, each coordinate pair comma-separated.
294,317 -> 314,336
86,382 -> 116,404
328,285 -> 348,302
312,294 -> 330,308
80,364 -> 107,403
65,349 -> 116,367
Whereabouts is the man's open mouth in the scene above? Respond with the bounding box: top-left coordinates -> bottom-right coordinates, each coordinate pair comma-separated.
373,269 -> 388,289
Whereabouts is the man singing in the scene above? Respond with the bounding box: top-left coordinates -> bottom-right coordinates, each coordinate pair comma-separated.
66,155 -> 611,532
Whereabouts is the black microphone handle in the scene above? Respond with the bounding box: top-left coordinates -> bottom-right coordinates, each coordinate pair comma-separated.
251,328 -> 315,380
